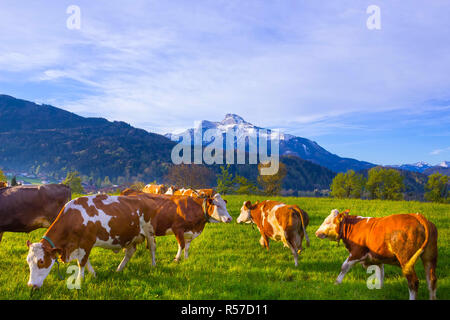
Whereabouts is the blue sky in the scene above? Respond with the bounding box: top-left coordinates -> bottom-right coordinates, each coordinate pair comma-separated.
0,0 -> 449,165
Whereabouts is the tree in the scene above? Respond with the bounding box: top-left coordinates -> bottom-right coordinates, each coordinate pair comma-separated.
62,171 -> 84,194
366,167 -> 404,200
0,169 -> 6,183
165,164 -> 215,189
330,170 -> 366,199
233,174 -> 259,195
216,165 -> 235,195
102,176 -> 112,187
11,176 -> 18,186
425,173 -> 449,203
257,162 -> 287,196
129,181 -> 146,191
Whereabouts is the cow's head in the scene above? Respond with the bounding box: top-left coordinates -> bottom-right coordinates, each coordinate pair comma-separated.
315,209 -> 349,240
26,240 -> 61,289
237,200 -> 254,224
206,194 -> 232,223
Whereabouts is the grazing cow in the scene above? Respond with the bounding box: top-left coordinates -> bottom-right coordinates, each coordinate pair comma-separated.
142,184 -> 167,194
0,184 -> 71,243
237,200 -> 310,266
315,209 -> 438,300
170,188 -> 216,197
164,186 -> 176,195
26,193 -> 160,288
119,190 -> 232,262
0,181 -> 7,188
172,188 -> 199,197
196,188 -> 215,197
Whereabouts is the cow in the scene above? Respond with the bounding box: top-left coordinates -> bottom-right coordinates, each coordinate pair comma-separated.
26,193 -> 160,288
142,184 -> 167,194
236,200 -> 310,266
119,190 -> 232,262
196,188 -> 216,197
0,184 -> 71,244
0,181 -> 7,188
315,209 -> 438,300
164,186 -> 176,195
172,188 -> 199,197
170,188 -> 215,197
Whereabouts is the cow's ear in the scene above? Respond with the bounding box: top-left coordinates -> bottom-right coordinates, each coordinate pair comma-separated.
342,209 -> 350,215
244,201 -> 252,208
223,199 -> 228,204
26,240 -> 32,248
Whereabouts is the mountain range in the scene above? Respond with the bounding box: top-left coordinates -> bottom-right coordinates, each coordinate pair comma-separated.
0,94 -> 447,194
0,94 -> 175,183
166,113 -> 375,173
388,161 -> 450,175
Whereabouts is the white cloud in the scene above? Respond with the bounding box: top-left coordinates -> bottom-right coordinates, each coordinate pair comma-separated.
430,147 -> 450,156
0,0 -> 450,139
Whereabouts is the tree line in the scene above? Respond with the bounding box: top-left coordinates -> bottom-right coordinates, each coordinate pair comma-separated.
330,167 -> 449,203
1,164 -> 448,203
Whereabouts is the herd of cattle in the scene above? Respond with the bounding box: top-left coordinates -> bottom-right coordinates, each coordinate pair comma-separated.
0,183 -> 439,299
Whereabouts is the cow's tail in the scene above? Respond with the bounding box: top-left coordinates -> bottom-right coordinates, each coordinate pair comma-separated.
403,213 -> 430,275
294,208 -> 310,248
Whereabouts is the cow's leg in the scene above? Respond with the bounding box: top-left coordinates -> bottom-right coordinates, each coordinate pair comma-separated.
288,244 -> 299,267
404,269 -> 419,300
147,235 -> 156,266
174,231 -> 185,262
423,259 -> 437,300
116,244 -> 137,272
397,253 -> 420,300
86,259 -> 96,277
184,239 -> 191,259
76,260 -> 85,284
286,232 -> 300,266
421,235 -> 438,300
379,264 -> 385,288
184,232 -> 201,260
335,256 -> 360,285
259,234 -> 270,251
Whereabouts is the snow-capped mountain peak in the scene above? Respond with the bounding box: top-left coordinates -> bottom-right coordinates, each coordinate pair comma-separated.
438,161 -> 450,168
412,161 -> 431,168
164,114 -> 376,173
221,114 -> 249,126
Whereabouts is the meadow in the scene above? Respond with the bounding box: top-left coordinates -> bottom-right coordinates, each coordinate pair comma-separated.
0,195 -> 448,300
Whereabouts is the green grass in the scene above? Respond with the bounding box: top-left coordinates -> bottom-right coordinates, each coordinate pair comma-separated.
0,195 -> 448,300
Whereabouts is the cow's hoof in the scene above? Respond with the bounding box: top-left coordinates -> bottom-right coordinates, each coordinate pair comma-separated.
334,281 -> 341,285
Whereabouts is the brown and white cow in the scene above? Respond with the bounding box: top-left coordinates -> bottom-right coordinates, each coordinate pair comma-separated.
172,188 -> 199,197
164,186 -> 177,195
120,190 -> 232,262
0,184 -> 71,243
196,189 -> 216,197
237,200 -> 310,266
169,188 -> 215,198
142,184 -> 167,194
26,193 -> 159,288
315,209 -> 438,300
